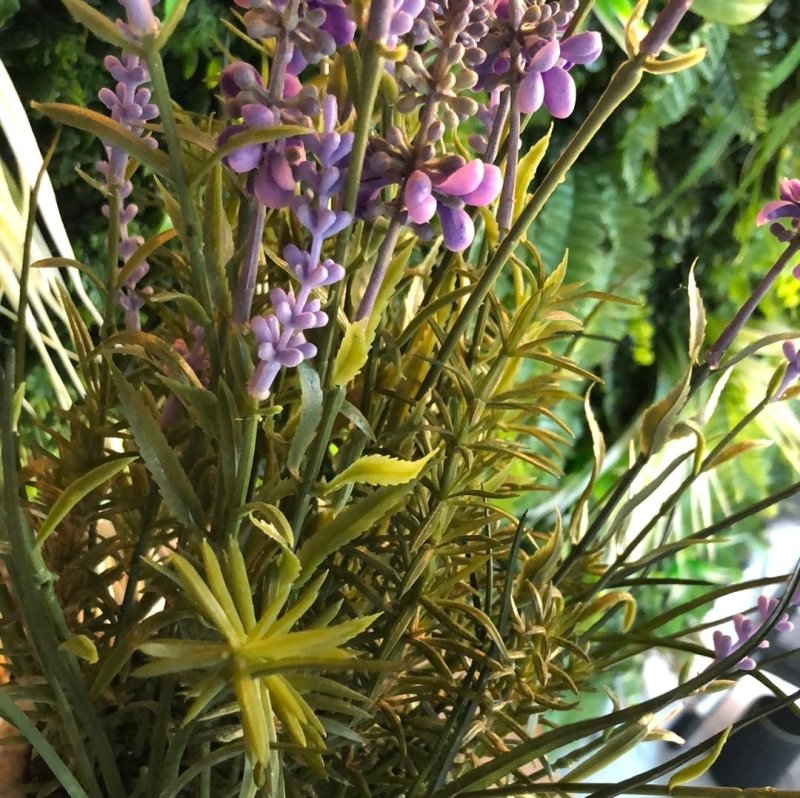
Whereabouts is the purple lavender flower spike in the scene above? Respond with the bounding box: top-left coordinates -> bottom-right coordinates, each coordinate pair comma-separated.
249,314 -> 319,400
285,246 -> 345,289
245,95 -> 351,401
758,595 -> 794,633
96,51 -> 159,330
270,288 -> 328,329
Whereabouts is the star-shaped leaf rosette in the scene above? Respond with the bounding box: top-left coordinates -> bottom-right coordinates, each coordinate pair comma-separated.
136,523 -> 377,777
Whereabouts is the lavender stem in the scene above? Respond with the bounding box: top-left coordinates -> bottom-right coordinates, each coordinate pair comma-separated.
640,0 -> 694,58
233,200 -> 267,325
705,237 -> 800,368
355,217 -> 403,322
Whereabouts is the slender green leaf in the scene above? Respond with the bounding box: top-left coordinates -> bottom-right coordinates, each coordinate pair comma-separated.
288,362 -> 323,478
0,688 -> 90,798
110,363 -> 203,528
32,103 -> 171,178
34,455 -> 137,548
322,449 -> 437,494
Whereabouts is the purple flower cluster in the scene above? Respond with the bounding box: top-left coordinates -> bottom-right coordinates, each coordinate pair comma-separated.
360,130 -> 501,251
216,0 -> 606,398
405,159 -> 502,251
757,178 -> 800,243
248,96 -> 350,399
217,62 -> 324,208
713,594 -> 796,671
471,0 -> 602,119
96,52 -> 159,330
233,0 -> 355,67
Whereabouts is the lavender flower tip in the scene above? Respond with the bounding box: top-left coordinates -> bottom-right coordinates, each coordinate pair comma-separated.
118,0 -> 160,38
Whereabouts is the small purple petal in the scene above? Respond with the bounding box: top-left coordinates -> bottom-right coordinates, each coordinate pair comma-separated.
461,164 -> 502,207
435,160 -> 485,196
713,630 -> 732,659
529,40 -> 561,73
559,31 -> 603,65
439,204 -> 475,252
406,170 -> 436,224
518,71 -> 544,115
227,142 -> 263,173
253,161 -> 294,208
756,200 -> 800,226
543,67 -> 576,119
241,103 -> 275,128
220,62 -> 263,99
780,178 -> 800,203
269,150 -> 296,191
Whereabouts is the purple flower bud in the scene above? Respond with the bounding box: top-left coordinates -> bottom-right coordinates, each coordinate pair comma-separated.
253,150 -> 297,208
118,0 -> 160,38
406,170 -> 436,224
284,245 -> 345,288
713,630 -> 733,659
270,288 -> 329,329
219,125 -> 264,172
518,71 -> 544,114
461,164 -> 502,206
220,62 -> 264,99
529,40 -> 561,73
560,31 -> 603,64
542,66 -> 576,119
435,159 -> 486,196
774,341 -> 800,400
439,204 -> 475,252
757,178 -> 800,228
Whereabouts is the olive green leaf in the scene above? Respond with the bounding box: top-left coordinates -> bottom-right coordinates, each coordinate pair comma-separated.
321,449 -> 437,494
62,0 -> 137,51
668,726 -> 731,790
34,456 -> 137,549
32,103 -> 170,178
332,319 -> 371,387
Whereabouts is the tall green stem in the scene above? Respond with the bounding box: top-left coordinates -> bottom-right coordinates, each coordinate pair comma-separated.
414,57 -> 645,402
143,43 -> 220,375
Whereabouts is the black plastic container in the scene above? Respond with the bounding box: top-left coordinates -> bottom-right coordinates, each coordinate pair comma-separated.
710,697 -> 800,788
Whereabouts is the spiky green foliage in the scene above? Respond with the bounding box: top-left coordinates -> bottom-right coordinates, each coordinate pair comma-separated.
1,2 -> 800,797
